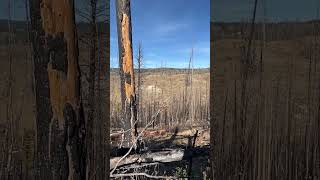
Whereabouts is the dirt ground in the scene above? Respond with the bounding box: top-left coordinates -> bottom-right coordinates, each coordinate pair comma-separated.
110,127 -> 210,179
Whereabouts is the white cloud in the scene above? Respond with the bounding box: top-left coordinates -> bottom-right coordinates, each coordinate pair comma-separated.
196,47 -> 210,54
110,36 -> 117,42
110,56 -> 119,68
146,52 -> 159,58
175,42 -> 210,55
153,22 -> 189,36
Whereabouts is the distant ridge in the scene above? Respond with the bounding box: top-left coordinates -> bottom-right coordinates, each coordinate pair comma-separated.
0,19 -> 109,45
110,67 -> 209,73
213,20 -> 320,24
212,20 -> 318,41
0,19 -> 108,32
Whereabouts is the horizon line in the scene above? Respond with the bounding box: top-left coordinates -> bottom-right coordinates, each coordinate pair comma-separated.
110,67 -> 210,70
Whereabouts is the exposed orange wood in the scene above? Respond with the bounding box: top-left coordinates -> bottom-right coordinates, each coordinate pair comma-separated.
41,0 -> 80,129
121,13 -> 135,102
40,0 -> 83,179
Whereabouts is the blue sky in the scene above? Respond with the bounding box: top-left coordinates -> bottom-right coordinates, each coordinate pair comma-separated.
110,0 -> 210,68
2,0 -> 320,68
2,0 -> 320,22
0,0 -> 107,22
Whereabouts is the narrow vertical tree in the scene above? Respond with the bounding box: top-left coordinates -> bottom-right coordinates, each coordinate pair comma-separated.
86,0 -> 97,178
210,20 -> 216,180
189,48 -> 194,125
29,0 -> 86,179
105,0 -> 110,176
136,43 -> 143,126
116,0 -> 137,148
3,0 -> 15,178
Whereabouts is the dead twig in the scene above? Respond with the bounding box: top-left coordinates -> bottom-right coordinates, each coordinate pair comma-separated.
110,172 -> 176,179
117,162 -> 159,170
110,108 -> 162,175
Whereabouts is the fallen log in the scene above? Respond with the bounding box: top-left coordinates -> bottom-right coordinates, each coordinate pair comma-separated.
110,108 -> 166,175
110,172 -> 175,179
110,146 -> 210,170
110,149 -> 185,170
117,162 -> 159,170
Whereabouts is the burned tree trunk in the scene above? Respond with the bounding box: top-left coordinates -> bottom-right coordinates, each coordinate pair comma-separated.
136,43 -> 143,125
116,0 -> 137,148
86,0 -> 97,178
29,0 -> 86,179
210,21 -> 216,180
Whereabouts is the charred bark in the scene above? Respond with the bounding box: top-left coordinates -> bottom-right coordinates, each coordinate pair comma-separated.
116,0 -> 137,149
136,43 -> 143,126
210,21 -> 216,180
86,0 -> 97,178
29,0 -> 52,178
29,0 -> 86,179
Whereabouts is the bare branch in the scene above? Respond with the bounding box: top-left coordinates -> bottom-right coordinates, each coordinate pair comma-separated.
110,108 -> 163,175
110,172 -> 176,179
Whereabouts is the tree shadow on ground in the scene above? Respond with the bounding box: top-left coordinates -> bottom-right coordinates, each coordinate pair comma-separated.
113,145 -> 210,179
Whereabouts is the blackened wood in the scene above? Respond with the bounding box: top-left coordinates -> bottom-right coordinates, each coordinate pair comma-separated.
86,0 -> 97,178
29,0 -> 52,178
29,0 -> 86,179
116,0 -> 137,148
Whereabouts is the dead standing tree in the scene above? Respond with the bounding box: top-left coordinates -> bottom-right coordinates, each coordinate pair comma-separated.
189,48 -> 194,125
86,0 -> 97,178
136,43 -> 143,126
2,0 -> 16,178
75,0 -> 109,178
29,0 -> 86,179
116,0 -> 137,149
184,47 -> 194,125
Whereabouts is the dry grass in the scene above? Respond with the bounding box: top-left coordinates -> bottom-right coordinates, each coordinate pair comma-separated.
110,68 -> 210,129
213,22 -> 320,179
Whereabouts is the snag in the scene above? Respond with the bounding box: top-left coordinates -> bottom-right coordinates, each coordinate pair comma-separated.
30,0 -> 86,179
116,0 -> 138,149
